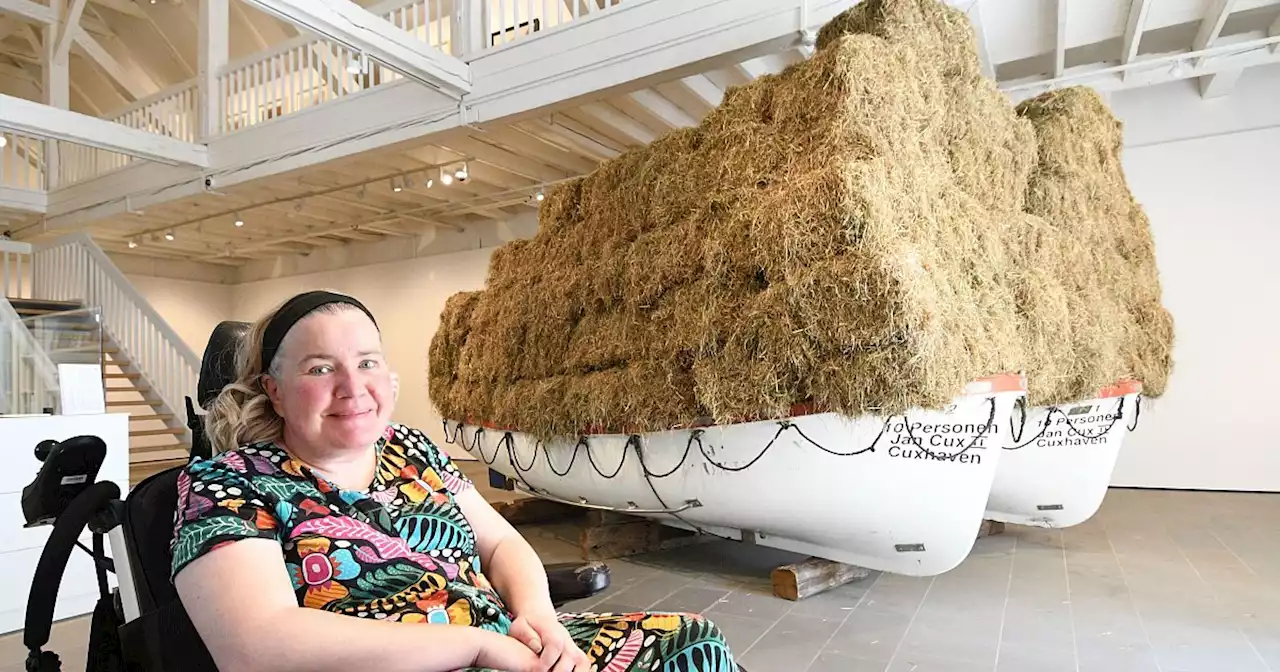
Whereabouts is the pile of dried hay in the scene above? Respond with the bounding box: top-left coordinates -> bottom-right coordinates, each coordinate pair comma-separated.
1012,87 -> 1175,404
428,0 -> 1172,438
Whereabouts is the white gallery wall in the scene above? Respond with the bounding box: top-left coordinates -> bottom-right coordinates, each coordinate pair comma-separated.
1107,65 -> 1280,491
126,275 -> 236,356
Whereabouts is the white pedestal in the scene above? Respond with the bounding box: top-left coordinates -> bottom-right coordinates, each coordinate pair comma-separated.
0,413 -> 130,635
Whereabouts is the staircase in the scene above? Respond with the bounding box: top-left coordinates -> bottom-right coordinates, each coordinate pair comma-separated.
1,235 -> 199,486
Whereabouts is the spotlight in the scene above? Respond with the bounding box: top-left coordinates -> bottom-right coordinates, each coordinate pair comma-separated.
234,213 -> 244,227
392,177 -> 403,193
127,239 -> 138,249
441,172 -> 453,186
535,190 -> 545,202
0,136 -> 7,148
346,53 -> 364,75
425,177 -> 434,189
163,230 -> 175,241
454,162 -> 468,181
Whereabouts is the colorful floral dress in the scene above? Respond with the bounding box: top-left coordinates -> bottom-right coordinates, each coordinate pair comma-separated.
171,422 -> 737,671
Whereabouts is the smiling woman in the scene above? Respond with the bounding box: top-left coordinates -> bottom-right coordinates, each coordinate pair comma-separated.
171,290 -> 740,672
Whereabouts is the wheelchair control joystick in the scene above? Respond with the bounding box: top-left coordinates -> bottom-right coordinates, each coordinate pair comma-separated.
21,436 -> 108,529
34,439 -> 59,462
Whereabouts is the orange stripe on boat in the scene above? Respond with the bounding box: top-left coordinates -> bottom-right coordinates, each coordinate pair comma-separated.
1097,379 -> 1143,399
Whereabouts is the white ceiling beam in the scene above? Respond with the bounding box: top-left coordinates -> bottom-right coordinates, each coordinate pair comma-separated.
89,0 -> 146,20
55,0 -> 90,62
1194,0 -> 1236,51
626,89 -> 696,129
1003,33 -> 1280,101
0,0 -> 56,24
1193,0 -> 1238,67
1197,68 -> 1243,99
1268,8 -> 1279,54
436,134 -> 572,183
967,0 -> 995,80
1054,0 -> 1067,78
0,92 -> 208,166
1122,0 -> 1154,68
578,102 -> 656,146
678,74 -> 724,111
241,0 -> 471,97
72,30 -> 153,99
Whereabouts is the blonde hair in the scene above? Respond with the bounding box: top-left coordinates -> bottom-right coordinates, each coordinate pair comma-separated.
203,298 -> 363,454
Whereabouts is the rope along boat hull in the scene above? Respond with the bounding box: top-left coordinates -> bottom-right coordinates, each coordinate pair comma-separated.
984,381 -> 1143,528
446,375 -> 1026,577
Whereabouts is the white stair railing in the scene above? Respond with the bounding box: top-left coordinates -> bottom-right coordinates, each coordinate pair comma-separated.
31,232 -> 199,432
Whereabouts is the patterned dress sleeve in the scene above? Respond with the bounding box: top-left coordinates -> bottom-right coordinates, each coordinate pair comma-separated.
171,455 -> 282,580
400,424 -> 474,496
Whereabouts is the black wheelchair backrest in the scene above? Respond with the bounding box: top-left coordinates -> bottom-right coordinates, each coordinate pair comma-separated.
188,321 -> 251,459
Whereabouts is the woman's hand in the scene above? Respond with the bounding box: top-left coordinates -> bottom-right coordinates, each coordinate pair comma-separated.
472,629 -> 544,672
509,614 -> 591,672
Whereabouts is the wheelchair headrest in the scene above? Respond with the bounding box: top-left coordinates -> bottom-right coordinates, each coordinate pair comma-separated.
21,435 -> 108,527
197,321 -> 251,408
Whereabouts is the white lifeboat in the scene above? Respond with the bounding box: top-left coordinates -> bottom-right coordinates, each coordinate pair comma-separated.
984,380 -> 1143,528
444,373 -> 1026,577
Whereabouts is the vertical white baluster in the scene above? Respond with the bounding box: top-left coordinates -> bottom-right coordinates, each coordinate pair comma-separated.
275,53 -> 284,118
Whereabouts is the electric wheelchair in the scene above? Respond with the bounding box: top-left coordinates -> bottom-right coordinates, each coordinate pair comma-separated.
19,320 -> 611,671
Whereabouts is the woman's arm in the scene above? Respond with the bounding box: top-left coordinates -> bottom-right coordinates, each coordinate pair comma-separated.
174,538 -> 540,672
455,488 -> 557,620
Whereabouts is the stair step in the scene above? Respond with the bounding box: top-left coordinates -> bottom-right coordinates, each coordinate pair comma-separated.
130,447 -> 190,463
6,298 -> 84,313
107,399 -> 162,407
106,385 -> 150,393
104,372 -> 141,380
130,413 -> 174,422
131,427 -> 184,437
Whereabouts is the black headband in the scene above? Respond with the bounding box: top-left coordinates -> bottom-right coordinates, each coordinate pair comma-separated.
260,290 -> 378,369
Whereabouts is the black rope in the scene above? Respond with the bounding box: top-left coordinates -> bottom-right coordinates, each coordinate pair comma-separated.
900,397 -> 998,461
441,420 -> 465,445
469,427 -> 502,465
633,436 -> 714,536
1127,396 -> 1142,432
1009,397 -> 1029,443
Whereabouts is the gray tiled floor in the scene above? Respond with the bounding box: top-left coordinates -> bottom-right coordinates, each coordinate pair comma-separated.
5,487 -> 1278,671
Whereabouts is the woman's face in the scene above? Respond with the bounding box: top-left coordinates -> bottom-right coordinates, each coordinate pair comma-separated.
264,307 -> 394,454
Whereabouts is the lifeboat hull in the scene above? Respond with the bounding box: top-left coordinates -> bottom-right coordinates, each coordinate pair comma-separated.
447,375 -> 1026,577
984,381 -> 1142,528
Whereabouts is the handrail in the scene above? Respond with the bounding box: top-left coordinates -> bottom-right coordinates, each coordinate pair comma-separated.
33,232 -> 199,372
219,0 -> 442,75
104,80 -> 199,123
31,232 -> 199,430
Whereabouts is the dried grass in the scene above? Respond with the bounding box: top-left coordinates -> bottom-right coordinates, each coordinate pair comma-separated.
428,0 -> 1172,438
1014,87 -> 1175,403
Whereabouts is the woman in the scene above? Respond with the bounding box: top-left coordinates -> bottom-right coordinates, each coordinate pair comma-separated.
171,290 -> 738,672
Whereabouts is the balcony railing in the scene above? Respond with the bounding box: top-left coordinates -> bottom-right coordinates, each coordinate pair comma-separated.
54,0 -> 629,187
0,132 -> 45,192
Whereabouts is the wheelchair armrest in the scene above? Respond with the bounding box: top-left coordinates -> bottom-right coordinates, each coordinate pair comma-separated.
546,561 -> 610,608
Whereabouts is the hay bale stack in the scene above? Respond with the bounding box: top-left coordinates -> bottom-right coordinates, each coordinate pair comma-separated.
428,0 -> 1044,438
428,0 -> 1172,438
1014,87 -> 1175,403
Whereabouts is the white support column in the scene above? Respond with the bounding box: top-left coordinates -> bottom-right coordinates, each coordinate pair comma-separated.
198,0 -> 229,140
42,0 -> 68,189
455,0 -> 486,56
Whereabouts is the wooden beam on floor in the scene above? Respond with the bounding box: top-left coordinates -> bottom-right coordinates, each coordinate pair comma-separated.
771,557 -> 870,602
